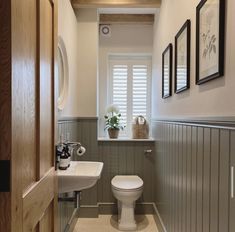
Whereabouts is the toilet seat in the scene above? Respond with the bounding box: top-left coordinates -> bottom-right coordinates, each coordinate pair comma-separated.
112,185 -> 143,192
111,175 -> 143,191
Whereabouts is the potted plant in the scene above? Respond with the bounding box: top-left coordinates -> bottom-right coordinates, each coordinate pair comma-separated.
104,104 -> 125,139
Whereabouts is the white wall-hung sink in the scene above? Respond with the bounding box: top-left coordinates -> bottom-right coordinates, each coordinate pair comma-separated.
57,161 -> 104,194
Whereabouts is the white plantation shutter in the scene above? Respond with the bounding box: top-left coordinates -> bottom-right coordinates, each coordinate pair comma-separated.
132,65 -> 148,119
112,64 -> 128,127
109,55 -> 151,137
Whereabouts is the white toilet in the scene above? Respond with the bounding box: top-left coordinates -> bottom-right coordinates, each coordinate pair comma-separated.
111,175 -> 144,231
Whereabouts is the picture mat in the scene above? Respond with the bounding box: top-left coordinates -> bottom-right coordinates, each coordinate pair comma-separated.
177,29 -> 187,90
199,0 -> 220,79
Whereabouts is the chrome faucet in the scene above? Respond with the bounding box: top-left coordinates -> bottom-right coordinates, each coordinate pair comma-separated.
56,142 -> 82,157
55,138 -> 83,169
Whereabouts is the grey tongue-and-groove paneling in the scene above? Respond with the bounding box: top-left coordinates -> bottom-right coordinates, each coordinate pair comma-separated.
58,118 -> 155,206
230,131 -> 235,231
98,141 -> 155,203
152,120 -> 235,232
58,118 -> 235,232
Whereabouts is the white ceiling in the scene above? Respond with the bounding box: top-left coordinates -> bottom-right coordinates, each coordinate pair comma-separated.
98,8 -> 158,14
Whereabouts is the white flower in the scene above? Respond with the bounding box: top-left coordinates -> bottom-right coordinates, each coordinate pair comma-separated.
106,104 -> 120,114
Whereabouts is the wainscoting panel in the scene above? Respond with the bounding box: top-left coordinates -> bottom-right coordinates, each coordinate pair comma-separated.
58,118 -> 155,206
230,131 -> 235,232
98,141 -> 155,203
58,118 -> 235,231
152,120 -> 235,232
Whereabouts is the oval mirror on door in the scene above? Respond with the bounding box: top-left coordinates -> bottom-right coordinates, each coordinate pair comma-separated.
57,36 -> 69,110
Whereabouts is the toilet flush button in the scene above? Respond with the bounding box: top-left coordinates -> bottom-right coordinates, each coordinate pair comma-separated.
144,149 -> 152,154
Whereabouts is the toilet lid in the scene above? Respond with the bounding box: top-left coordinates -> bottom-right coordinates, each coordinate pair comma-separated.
111,175 -> 143,190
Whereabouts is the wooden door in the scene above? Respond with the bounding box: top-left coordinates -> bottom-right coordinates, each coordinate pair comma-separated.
0,0 -> 58,231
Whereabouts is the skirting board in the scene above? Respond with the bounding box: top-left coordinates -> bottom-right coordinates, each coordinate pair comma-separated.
78,205 -> 99,218
152,204 -> 167,232
79,202 -> 154,218
78,202 -> 166,232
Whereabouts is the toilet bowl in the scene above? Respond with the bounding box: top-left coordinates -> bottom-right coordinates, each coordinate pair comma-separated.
111,175 -> 144,231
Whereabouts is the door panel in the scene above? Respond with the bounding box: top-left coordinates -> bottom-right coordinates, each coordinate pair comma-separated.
39,202 -> 54,232
40,0 -> 54,178
20,0 -> 37,193
23,168 -> 54,231
11,0 -> 38,230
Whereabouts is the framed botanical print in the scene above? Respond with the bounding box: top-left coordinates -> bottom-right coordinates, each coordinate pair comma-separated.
162,44 -> 173,99
175,20 -> 191,93
196,0 -> 225,85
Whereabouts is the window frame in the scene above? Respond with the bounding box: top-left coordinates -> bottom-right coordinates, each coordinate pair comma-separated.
108,54 -> 152,137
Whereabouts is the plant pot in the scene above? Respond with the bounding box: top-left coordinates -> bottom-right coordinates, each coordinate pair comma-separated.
108,128 -> 120,139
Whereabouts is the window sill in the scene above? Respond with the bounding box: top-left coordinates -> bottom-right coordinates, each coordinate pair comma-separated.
98,137 -> 155,142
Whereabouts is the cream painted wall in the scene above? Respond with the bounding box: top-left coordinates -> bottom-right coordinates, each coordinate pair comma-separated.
152,0 -> 235,119
58,0 -> 79,117
99,24 -> 153,136
76,9 -> 98,117
58,2 -> 98,118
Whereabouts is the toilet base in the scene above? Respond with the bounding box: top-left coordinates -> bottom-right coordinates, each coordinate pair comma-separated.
118,201 -> 137,231
119,224 -> 137,231
119,223 -> 137,231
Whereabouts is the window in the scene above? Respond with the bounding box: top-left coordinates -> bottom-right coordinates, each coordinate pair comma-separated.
108,55 -> 152,137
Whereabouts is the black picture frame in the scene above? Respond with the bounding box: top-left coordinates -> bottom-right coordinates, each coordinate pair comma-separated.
162,44 -> 173,99
196,0 -> 225,85
175,20 -> 191,93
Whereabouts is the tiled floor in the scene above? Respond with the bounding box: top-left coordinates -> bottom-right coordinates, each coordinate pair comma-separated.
73,214 -> 159,232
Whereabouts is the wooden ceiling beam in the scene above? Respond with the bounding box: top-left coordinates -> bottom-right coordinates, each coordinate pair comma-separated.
71,0 -> 161,9
100,14 -> 154,24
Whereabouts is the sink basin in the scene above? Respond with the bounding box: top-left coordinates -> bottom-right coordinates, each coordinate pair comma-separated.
57,161 -> 104,194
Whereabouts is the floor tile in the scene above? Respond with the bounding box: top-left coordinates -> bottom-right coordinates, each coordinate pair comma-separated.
73,215 -> 158,232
